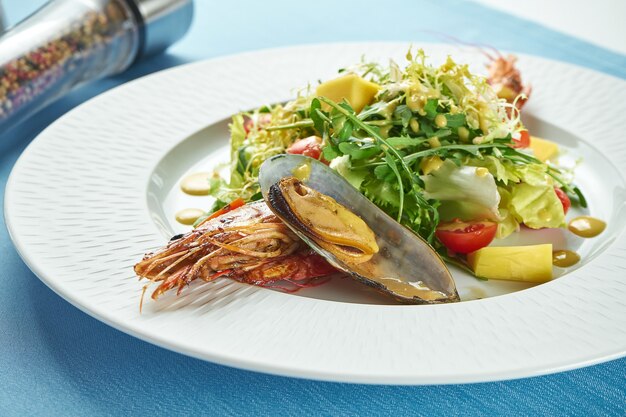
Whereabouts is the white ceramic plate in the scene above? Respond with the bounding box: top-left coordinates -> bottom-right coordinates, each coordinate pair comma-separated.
5,43 -> 626,384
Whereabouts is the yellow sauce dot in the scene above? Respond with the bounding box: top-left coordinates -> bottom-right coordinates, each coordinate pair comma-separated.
292,161 -> 312,181
538,208 -> 552,223
175,208 -> 205,225
406,93 -> 424,112
409,118 -> 420,133
552,250 -> 581,268
464,287 -> 486,300
180,172 -> 210,196
475,167 -> 489,177
568,216 -> 606,238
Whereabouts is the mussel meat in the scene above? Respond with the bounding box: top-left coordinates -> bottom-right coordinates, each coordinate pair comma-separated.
269,176 -> 379,265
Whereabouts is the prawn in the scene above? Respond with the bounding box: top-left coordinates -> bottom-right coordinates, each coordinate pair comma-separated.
135,200 -> 336,301
485,52 -> 532,111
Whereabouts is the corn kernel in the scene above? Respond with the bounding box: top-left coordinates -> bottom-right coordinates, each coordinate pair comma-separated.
434,114 -> 447,128
419,156 -> 444,175
458,126 -> 470,142
428,137 -> 441,148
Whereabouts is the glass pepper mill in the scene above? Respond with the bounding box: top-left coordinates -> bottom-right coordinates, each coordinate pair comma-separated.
0,0 -> 193,132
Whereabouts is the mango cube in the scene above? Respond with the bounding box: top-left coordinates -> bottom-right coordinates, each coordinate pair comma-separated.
529,136 -> 559,162
467,244 -> 553,283
316,74 -> 380,113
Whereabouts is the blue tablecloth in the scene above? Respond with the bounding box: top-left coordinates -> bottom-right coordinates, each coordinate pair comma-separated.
1,1 -> 625,415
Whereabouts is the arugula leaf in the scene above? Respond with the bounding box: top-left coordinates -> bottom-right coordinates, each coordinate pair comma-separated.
424,98 -> 438,118
362,178 -> 401,209
310,98 -> 325,134
249,191 -> 263,201
394,105 -> 413,128
386,136 -> 427,148
431,128 -> 452,139
338,142 -> 358,155
445,113 -> 466,128
338,120 -> 353,140
421,121 -> 434,137
374,164 -> 392,180
339,101 -> 355,113
572,186 -> 588,208
351,145 -> 381,160
322,145 -> 340,161
236,145 -> 250,176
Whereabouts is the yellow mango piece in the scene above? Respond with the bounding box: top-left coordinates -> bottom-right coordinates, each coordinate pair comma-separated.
316,74 -> 380,113
529,136 -> 559,162
467,244 -> 553,283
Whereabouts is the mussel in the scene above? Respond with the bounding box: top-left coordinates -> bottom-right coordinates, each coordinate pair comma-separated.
258,154 -> 460,304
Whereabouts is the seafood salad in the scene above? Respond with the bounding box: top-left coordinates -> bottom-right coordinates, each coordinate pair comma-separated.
136,48 -> 606,305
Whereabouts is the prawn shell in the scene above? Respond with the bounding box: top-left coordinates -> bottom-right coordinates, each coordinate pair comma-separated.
259,154 -> 459,304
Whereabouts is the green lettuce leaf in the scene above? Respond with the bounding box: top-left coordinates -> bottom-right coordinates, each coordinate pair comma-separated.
495,186 -> 519,238
467,156 -> 520,185
422,159 -> 501,221
229,114 -> 246,159
513,164 -> 551,187
509,183 -> 565,229
362,179 -> 401,209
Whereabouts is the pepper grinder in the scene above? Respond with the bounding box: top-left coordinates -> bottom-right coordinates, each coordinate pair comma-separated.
0,0 -> 193,132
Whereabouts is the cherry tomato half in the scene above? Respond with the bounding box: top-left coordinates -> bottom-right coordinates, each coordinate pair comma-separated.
435,220 -> 498,254
512,129 -> 530,148
554,187 -> 571,215
286,136 -> 324,160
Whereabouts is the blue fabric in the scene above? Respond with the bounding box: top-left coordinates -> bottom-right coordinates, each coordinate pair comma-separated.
1,0 -> 625,415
